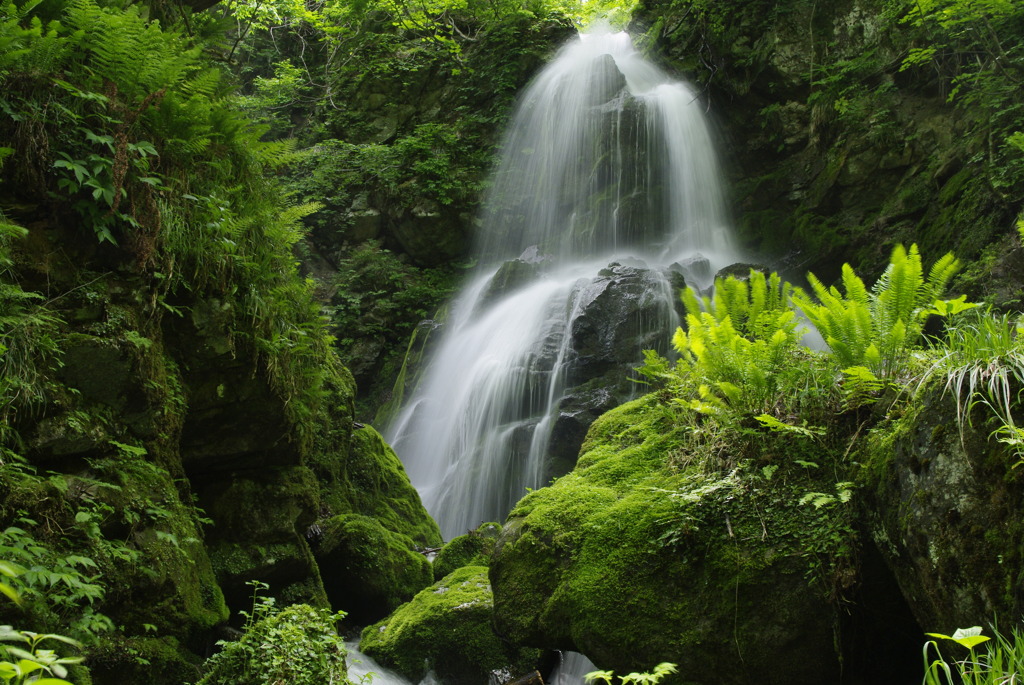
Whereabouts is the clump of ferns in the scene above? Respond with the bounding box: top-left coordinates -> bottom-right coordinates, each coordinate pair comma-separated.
922,308 -> 1024,462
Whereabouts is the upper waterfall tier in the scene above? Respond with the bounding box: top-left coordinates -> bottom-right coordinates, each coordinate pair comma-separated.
388,29 -> 738,540
477,28 -> 733,266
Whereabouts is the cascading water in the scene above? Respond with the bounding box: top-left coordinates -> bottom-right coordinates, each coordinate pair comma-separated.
387,27 -> 739,541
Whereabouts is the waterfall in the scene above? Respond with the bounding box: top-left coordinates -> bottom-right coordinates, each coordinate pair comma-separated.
386,27 -> 738,541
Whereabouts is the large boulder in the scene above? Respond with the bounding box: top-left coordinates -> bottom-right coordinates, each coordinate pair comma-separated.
361,566 -> 540,685
859,380 -> 1024,632
489,394 -> 857,684
314,514 -> 433,624
315,425 -> 442,549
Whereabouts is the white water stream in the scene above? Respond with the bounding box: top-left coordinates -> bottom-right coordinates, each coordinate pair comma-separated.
387,28 -> 737,542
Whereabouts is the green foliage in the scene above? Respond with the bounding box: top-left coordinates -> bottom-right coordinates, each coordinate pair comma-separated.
585,662 -> 678,685
2,0 -> 340,443
794,244 -> 964,378
671,269 -> 807,415
0,221 -> 63,446
0,625 -> 80,685
921,309 -> 1024,460
0,559 -> 80,685
839,365 -> 888,410
923,625 -> 1024,685
330,241 -> 456,362
196,582 -> 349,685
0,517 -> 114,642
798,482 -> 854,509
897,0 -> 1024,192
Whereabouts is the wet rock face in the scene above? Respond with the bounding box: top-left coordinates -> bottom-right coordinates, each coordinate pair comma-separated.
632,0 -> 1016,286
472,258 -> 681,484
860,384 -> 1024,631
387,200 -> 469,267
545,378 -> 619,480
169,298 -> 300,475
568,263 -> 678,383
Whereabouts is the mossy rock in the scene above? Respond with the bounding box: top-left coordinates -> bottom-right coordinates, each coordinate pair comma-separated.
75,449 -> 229,644
360,566 -> 540,685
432,522 -> 501,581
315,425 -> 441,550
490,394 -> 855,685
858,380 -> 1024,632
315,513 -> 433,624
86,635 -> 203,685
202,466 -> 328,610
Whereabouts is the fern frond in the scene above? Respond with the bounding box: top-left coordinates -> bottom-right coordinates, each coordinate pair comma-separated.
748,270 -> 767,329
712,276 -> 748,326
873,243 -> 922,332
840,263 -> 869,308
680,286 -> 703,319
925,251 -> 960,301
179,67 -> 223,99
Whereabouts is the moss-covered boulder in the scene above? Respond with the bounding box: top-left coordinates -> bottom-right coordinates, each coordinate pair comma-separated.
489,394 -> 858,685
432,522 -> 501,581
859,381 -> 1024,632
360,566 -> 540,684
316,425 -> 442,549
314,514 -> 433,624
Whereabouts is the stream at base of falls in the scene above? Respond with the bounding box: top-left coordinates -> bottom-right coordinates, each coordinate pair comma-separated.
347,642 -> 598,685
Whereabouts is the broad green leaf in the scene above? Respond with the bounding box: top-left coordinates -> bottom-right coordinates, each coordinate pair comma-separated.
925,626 -> 991,649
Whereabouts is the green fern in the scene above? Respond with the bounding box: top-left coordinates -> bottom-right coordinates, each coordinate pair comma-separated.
672,269 -> 806,415
63,0 -> 201,103
795,244 -> 965,377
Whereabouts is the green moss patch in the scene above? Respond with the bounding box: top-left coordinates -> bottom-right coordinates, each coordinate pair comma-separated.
315,425 -> 441,549
432,522 -> 501,581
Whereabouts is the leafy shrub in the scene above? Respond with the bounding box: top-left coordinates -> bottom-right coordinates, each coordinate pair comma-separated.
196,586 -> 349,685
0,558 -> 81,685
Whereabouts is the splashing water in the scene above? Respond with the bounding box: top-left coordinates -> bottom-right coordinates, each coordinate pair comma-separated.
387,28 -> 739,540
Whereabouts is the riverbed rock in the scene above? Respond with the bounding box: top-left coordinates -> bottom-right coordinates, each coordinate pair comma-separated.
361,566 -> 540,685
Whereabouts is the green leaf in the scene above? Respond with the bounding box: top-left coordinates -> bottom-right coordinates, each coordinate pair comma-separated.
0,582 -> 19,604
925,626 -> 991,649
